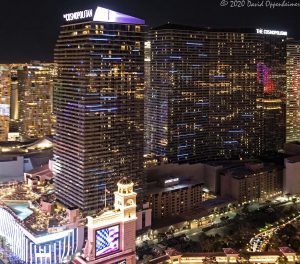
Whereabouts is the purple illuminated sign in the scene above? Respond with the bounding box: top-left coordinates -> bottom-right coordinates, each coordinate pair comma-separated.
63,6 -> 145,24
93,7 -> 145,24
257,62 -> 276,94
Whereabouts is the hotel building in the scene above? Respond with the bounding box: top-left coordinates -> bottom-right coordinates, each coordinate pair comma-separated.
0,65 -> 11,141
54,7 -> 145,211
220,162 -> 282,203
18,63 -> 55,139
284,155 -> 300,195
0,179 -> 85,264
145,25 -> 286,163
9,63 -> 26,137
286,41 -> 300,142
147,177 -> 203,220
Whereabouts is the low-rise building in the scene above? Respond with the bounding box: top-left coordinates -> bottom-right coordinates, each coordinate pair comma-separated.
221,163 -> 282,203
149,247 -> 298,264
24,164 -> 53,184
284,142 -> 300,156
147,177 -> 204,220
0,136 -> 53,183
136,202 -> 152,231
0,155 -> 24,182
284,155 -> 300,195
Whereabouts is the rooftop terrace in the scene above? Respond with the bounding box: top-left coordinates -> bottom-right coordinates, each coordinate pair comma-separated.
0,181 -> 84,236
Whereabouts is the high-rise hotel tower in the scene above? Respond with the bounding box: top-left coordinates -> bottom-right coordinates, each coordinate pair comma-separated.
54,7 -> 145,211
145,25 -> 286,162
18,63 -> 55,139
0,65 -> 11,141
287,41 -> 300,142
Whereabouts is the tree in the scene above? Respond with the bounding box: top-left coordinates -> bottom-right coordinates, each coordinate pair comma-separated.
242,204 -> 249,215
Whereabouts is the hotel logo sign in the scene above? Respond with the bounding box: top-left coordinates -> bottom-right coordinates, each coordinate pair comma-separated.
256,28 -> 287,36
63,9 -> 93,22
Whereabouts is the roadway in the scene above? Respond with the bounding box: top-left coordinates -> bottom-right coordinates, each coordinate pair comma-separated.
248,197 -> 300,252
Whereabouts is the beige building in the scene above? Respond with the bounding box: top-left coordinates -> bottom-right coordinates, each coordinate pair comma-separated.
221,163 -> 282,203
284,156 -> 300,195
147,180 -> 203,219
75,178 -> 138,264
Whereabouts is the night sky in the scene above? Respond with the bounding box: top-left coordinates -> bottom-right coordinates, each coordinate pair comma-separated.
0,0 -> 299,63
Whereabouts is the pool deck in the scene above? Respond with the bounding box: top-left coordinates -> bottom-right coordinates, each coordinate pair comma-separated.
3,201 -> 33,221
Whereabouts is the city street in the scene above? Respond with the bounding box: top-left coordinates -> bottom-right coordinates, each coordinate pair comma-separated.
248,214 -> 300,252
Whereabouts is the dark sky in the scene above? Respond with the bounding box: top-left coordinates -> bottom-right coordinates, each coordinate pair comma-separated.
0,0 -> 299,63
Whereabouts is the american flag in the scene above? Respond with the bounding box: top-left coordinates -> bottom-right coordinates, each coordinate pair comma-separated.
96,225 -> 119,257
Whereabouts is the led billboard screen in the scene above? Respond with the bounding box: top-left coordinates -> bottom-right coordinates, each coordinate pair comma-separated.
95,225 -> 120,258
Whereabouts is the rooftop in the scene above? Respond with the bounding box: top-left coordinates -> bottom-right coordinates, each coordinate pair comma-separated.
146,180 -> 203,194
0,181 -> 83,236
229,163 -> 279,179
151,24 -> 287,36
0,136 -> 53,155
63,6 -> 145,25
149,248 -> 297,264
286,155 -> 300,163
25,164 -> 53,180
182,252 -> 226,257
279,247 -> 296,254
200,196 -> 236,208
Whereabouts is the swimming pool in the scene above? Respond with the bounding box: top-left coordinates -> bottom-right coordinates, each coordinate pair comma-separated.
4,202 -> 33,220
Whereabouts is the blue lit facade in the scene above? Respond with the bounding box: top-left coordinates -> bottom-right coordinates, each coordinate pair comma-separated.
145,28 -> 210,162
145,25 -> 286,162
54,7 -> 145,211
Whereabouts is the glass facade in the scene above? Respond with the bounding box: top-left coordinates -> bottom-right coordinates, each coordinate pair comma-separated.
145,25 -> 286,163
18,63 -> 55,139
54,13 -> 145,211
286,41 -> 300,142
0,65 -> 11,141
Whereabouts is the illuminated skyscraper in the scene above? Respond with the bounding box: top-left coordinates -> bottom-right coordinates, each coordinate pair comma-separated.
0,65 -> 11,141
18,63 -> 55,139
257,37 -> 287,154
145,25 -> 286,162
286,41 -> 300,142
54,7 -> 145,211
10,64 -> 22,126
